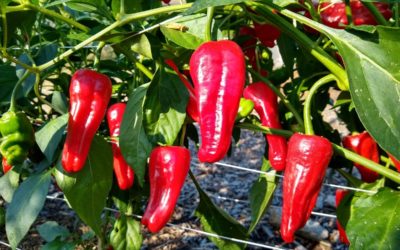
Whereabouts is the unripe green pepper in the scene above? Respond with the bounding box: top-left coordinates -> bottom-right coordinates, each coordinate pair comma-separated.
0,111 -> 35,166
236,98 -> 255,121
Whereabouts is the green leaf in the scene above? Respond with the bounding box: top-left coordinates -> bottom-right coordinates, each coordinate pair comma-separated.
248,159 -> 277,233
0,64 -> 17,106
41,240 -> 75,250
54,136 -> 113,236
346,188 -> 400,249
191,173 -> 248,250
51,91 -> 68,114
66,0 -> 105,12
143,67 -> 188,145
160,26 -> 204,50
111,0 -> 142,18
322,26 -> 400,160
35,114 -> 68,162
6,172 -> 51,249
120,83 -> 152,187
110,216 -> 142,250
185,0 -> 245,15
37,221 -> 70,242
0,168 -> 20,203
130,34 -> 153,59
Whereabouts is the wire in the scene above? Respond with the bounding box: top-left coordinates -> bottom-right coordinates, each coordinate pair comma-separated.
0,240 -> 22,250
192,160 -> 376,194
47,196 -> 290,250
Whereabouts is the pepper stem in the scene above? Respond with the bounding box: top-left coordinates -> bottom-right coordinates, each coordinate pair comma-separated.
248,68 -> 305,131
9,70 -> 31,112
362,1 -> 389,26
205,7 -> 215,41
333,144 -> 400,184
304,74 -> 336,135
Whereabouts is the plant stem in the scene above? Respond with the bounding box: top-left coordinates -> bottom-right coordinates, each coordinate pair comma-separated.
1,5 -> 7,51
248,68 -> 305,130
33,73 -> 64,114
332,144 -> 400,184
344,0 -> 353,26
247,2 -> 349,90
94,41 -> 105,71
238,122 -> 400,184
303,74 -> 336,135
362,1 -> 389,26
10,70 -> 31,111
205,7 -> 215,41
395,3 -> 399,27
237,122 -> 294,137
26,3 -> 89,32
135,61 -> 154,80
37,3 -> 192,72
0,52 -> 39,73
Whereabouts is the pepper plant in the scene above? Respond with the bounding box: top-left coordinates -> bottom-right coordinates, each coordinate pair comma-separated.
0,0 -> 400,249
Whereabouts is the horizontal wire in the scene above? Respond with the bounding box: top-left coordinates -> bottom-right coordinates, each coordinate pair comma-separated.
49,197 -> 290,250
205,193 -> 337,219
192,160 -> 376,194
0,240 -> 22,250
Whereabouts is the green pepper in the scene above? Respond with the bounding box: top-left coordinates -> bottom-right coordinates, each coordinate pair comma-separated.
236,98 -> 255,121
0,111 -> 35,165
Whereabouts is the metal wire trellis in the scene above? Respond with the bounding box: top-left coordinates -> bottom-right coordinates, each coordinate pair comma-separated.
0,159 -> 373,249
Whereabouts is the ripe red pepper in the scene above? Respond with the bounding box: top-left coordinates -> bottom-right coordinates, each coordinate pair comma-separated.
237,26 -> 268,77
164,59 -> 199,122
142,146 -> 190,232
342,131 -> 379,183
320,1 -> 392,29
107,103 -> 134,190
62,69 -> 112,173
2,157 -> 12,174
253,22 -> 280,48
189,40 -> 246,163
389,154 -> 400,173
161,0 -> 170,4
243,82 -> 287,171
281,133 -> 333,243
336,189 -> 350,245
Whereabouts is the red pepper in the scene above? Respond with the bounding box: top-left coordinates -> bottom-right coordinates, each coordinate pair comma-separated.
164,59 -> 199,122
189,40 -> 246,163
2,157 -> 12,174
62,69 -> 112,173
107,103 -> 134,190
253,22 -> 281,48
237,26 -> 268,77
388,154 -> 400,173
281,133 -> 333,243
342,131 -> 379,183
141,146 -> 190,232
320,1 -> 392,29
161,0 -> 170,4
336,189 -> 350,245
243,82 -> 287,171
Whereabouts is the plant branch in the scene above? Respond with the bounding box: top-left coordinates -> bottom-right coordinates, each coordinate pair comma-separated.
303,74 -> 336,135
25,3 -> 89,32
246,1 -> 349,91
1,4 -> 7,50
362,1 -> 389,26
332,144 -> 400,184
205,7 -> 215,41
37,3 -> 192,72
238,122 -> 400,184
10,70 -> 30,111
33,73 -> 64,114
